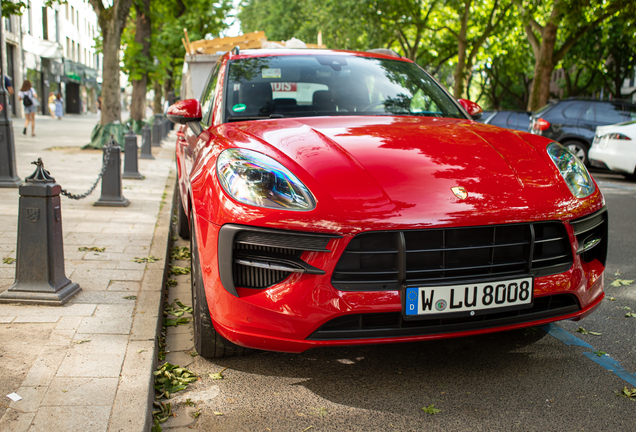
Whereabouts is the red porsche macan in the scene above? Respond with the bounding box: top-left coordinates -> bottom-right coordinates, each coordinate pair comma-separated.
168,49 -> 607,358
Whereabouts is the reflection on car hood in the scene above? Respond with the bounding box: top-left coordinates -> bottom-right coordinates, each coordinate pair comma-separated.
224,116 -> 601,229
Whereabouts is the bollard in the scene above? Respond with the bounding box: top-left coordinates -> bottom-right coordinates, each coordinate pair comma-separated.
94,140 -> 130,207
139,124 -> 154,160
152,114 -> 163,147
0,159 -> 80,305
122,128 -> 144,180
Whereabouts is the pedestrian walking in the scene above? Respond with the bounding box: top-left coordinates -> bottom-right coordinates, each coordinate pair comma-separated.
18,80 -> 38,136
55,93 -> 64,120
48,92 -> 57,119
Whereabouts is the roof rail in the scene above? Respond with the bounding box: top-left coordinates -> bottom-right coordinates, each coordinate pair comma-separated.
231,46 -> 240,55
366,48 -> 401,58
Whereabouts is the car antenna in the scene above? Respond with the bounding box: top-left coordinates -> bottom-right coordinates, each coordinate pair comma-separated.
232,46 -> 240,55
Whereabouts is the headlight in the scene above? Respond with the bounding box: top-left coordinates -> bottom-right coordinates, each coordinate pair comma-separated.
217,148 -> 316,211
547,142 -> 595,198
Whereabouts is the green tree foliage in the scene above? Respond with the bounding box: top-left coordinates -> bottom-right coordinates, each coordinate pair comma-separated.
1,0 -> 63,17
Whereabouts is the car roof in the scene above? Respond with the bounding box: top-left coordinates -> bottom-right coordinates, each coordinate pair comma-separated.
227,48 -> 415,63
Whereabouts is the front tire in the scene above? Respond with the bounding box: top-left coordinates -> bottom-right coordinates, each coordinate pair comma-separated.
562,140 -> 589,166
190,214 -> 249,358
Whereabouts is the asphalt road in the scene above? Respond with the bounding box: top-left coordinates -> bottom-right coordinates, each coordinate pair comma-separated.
161,172 -> 636,432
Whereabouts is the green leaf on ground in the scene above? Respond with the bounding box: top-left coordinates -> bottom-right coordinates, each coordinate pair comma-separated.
123,295 -> 137,300
153,363 -> 197,400
593,350 -> 607,357
171,266 -> 191,275
213,411 -> 223,416
73,339 -> 91,344
166,279 -> 178,287
2,257 -> 15,264
164,299 -> 193,318
191,410 -> 201,418
608,297 -> 616,301
170,246 -> 191,261
134,256 -> 161,263
576,327 -> 602,336
164,317 -> 190,326
616,387 -> 636,400
209,367 -> 229,380
78,246 -> 106,252
611,279 -> 634,287
422,404 -> 441,415
625,312 -> 636,318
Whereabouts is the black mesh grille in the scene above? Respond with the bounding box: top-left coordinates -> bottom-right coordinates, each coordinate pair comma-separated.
571,208 -> 608,265
232,244 -> 301,288
332,222 -> 573,291
308,294 -> 580,340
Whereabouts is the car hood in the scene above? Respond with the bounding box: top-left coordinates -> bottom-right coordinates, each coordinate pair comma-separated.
218,116 -> 603,231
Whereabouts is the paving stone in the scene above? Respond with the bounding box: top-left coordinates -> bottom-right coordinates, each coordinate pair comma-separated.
94,304 -> 135,318
46,330 -> 76,346
71,291 -> 137,305
0,316 -> 15,323
0,410 -> 36,432
107,341 -> 155,432
164,351 -> 196,368
22,345 -> 69,387
13,317 -> 60,323
166,331 -> 195,352
29,406 -> 110,432
141,268 -> 165,291
55,317 -> 83,331
106,280 -> 141,292
77,316 -> 133,334
0,304 -> 96,318
42,378 -> 119,406
161,405 -> 198,428
5,386 -> 48,413
56,353 -> 125,378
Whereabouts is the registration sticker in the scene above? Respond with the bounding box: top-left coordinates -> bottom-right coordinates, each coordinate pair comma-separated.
404,277 -> 533,317
262,68 -> 282,78
232,103 -> 246,113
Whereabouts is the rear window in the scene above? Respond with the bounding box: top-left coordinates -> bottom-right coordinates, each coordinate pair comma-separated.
224,55 -> 465,121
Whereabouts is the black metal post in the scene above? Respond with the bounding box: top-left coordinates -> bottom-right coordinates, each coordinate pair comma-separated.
139,124 -> 154,160
122,128 -> 143,179
94,140 -> 130,207
0,159 -> 81,305
0,3 -> 20,188
152,114 -> 162,147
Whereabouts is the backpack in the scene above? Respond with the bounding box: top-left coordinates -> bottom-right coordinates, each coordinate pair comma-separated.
23,90 -> 33,107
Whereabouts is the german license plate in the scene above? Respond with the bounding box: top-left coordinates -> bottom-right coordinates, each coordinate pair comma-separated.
404,277 -> 533,317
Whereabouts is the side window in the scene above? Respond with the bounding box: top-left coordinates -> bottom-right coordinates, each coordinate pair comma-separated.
562,102 -> 585,120
490,113 -> 510,127
200,62 -> 221,127
625,104 -> 636,121
594,102 -> 624,125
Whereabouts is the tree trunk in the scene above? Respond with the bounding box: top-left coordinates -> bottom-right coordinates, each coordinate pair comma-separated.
130,0 -> 152,122
528,22 -> 557,110
453,2 -> 471,98
153,80 -> 162,114
90,0 -> 134,126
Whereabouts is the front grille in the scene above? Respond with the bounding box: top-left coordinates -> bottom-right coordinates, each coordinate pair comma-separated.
332,222 -> 572,291
308,294 -> 580,340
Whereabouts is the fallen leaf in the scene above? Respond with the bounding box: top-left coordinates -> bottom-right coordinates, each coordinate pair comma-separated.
78,246 -> 105,252
123,295 -> 137,300
171,266 -> 191,275
166,279 -> 178,287
209,367 -> 229,380
608,297 -> 616,301
213,411 -> 224,416
73,339 -> 91,344
576,327 -> 601,336
134,256 -> 161,263
593,350 -> 607,357
2,257 -> 16,265
422,404 -> 441,415
610,279 -> 634,287
625,312 -> 636,318
616,387 -> 636,400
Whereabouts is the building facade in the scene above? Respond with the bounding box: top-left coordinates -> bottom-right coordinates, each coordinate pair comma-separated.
2,0 -> 102,118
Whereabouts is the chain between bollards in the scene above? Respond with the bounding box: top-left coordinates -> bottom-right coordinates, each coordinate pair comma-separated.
59,136 -> 118,200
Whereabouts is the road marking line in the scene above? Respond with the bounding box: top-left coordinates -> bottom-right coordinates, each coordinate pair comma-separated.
542,323 -> 636,387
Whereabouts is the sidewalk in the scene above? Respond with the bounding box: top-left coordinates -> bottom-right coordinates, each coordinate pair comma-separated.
0,114 -> 175,431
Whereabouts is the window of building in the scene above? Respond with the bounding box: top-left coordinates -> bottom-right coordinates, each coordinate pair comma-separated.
42,7 -> 48,40
55,11 -> 60,42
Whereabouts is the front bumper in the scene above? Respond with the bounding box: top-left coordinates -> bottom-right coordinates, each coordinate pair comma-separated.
196,211 -> 607,353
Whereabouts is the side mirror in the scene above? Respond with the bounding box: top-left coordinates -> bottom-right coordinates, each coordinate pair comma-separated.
458,98 -> 483,120
167,99 -> 203,124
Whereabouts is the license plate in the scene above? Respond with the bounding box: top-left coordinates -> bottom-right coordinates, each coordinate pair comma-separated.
404,277 -> 533,317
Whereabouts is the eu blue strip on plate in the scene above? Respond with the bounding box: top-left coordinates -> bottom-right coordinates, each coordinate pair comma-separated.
405,287 -> 418,315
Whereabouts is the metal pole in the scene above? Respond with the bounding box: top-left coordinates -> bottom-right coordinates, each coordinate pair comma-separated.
0,3 -> 20,188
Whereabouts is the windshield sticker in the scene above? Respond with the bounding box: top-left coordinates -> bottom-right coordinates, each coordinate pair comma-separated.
262,68 -> 282,79
232,103 -> 246,113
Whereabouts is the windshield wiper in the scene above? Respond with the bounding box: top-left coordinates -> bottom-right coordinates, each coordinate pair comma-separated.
228,114 -> 286,122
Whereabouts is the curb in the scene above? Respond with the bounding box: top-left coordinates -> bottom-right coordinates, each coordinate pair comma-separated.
107,164 -> 176,432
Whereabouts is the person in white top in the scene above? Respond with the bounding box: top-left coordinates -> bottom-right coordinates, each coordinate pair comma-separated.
18,80 -> 38,137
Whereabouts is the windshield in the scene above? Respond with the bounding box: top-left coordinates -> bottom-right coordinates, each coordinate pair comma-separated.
224,55 -> 465,121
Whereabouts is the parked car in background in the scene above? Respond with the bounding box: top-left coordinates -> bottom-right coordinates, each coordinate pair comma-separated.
530,99 -> 636,165
484,110 -> 531,132
477,110 -> 495,123
589,120 -> 636,178
168,48 -> 607,358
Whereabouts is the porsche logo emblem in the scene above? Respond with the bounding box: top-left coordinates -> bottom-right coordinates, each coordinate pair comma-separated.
451,187 -> 468,200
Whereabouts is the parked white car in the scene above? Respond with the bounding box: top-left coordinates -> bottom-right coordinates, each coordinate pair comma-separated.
589,120 -> 636,178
